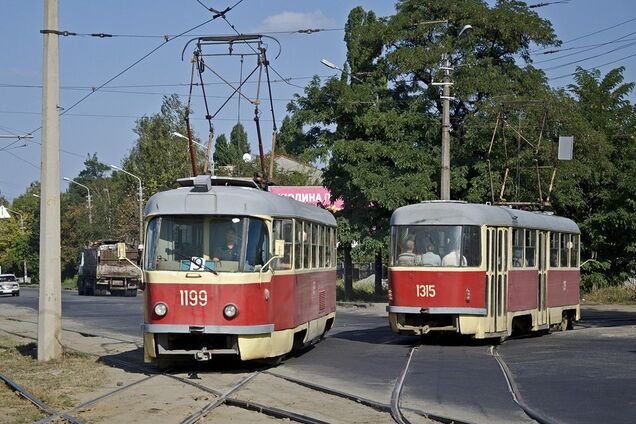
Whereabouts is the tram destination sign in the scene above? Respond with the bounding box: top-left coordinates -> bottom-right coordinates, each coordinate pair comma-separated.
269,186 -> 343,211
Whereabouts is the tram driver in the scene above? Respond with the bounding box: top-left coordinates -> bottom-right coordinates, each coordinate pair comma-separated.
213,228 -> 240,261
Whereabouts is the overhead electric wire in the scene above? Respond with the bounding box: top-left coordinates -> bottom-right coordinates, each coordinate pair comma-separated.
219,14 -> 305,89
549,50 -> 636,81
534,30 -> 636,63
6,1 -> 247,171
531,16 -> 636,53
542,39 -> 636,71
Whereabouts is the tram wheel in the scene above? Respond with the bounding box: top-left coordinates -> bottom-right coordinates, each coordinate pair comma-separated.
559,313 -> 573,331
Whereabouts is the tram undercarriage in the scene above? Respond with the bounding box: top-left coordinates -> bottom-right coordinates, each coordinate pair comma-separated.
144,313 -> 335,364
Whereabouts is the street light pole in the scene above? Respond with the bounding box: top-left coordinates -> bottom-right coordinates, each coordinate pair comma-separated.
172,132 -> 215,175
63,177 -> 92,225
110,165 -> 143,244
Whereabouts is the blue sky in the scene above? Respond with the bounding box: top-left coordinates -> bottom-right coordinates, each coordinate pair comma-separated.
1,0 -> 635,200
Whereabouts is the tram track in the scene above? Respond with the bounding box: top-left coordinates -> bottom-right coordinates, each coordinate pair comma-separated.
5,323 -> 391,423
490,345 -> 556,424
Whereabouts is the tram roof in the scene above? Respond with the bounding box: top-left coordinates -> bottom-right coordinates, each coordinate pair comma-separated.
391,201 -> 580,234
145,183 -> 336,226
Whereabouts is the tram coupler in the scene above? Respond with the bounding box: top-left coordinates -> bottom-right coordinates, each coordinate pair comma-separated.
194,347 -> 212,361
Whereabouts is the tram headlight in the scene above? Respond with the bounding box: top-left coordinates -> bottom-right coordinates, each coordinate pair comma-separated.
153,302 -> 168,317
223,304 -> 238,319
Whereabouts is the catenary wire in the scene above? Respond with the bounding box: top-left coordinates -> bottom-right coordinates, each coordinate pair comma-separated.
549,50 -> 636,81
534,30 -> 636,63
542,40 -> 636,71
531,16 -> 636,53
5,1 -> 247,170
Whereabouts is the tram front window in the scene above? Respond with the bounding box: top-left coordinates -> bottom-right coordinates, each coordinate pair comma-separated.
391,225 -> 481,267
145,216 -> 269,273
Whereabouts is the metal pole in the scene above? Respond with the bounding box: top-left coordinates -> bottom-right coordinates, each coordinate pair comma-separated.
39,0 -> 62,361
138,181 -> 143,245
440,54 -> 451,201
110,165 -> 143,244
63,178 -> 92,225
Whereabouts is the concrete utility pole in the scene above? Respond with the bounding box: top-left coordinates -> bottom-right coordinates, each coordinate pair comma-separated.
38,0 -> 62,361
437,24 -> 472,201
440,53 -> 452,201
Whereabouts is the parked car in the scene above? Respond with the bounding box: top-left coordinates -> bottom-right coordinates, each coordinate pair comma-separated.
0,274 -> 20,296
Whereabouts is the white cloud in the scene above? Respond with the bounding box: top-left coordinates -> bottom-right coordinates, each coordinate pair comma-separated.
258,11 -> 337,33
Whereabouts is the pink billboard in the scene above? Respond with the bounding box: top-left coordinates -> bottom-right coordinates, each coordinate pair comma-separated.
270,186 -> 343,211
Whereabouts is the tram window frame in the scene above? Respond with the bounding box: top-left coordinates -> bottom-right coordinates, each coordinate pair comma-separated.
303,222 -> 312,269
512,228 -> 525,268
319,225 -> 326,268
549,232 -> 559,268
295,220 -> 303,270
273,219 -> 293,270
145,217 -> 161,270
325,227 -> 332,267
560,233 -> 570,268
570,234 -> 580,268
525,230 -> 537,268
313,224 -> 321,268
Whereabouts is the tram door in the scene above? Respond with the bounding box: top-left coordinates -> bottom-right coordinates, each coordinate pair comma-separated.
537,231 -> 548,326
486,227 -> 508,333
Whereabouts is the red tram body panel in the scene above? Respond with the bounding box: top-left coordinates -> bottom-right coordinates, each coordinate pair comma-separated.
388,202 -> 581,339
141,176 -> 337,365
389,270 -> 486,310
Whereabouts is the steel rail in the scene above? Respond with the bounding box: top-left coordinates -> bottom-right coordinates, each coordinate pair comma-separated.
264,370 -> 392,413
0,371 -> 84,424
180,371 -> 259,424
390,346 -> 415,424
491,346 -> 556,424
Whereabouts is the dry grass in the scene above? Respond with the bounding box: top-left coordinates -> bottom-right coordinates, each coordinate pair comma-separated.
0,334 -> 106,423
583,285 -> 636,304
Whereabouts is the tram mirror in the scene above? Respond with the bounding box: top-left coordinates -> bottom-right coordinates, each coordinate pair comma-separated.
274,239 -> 285,257
117,243 -> 127,260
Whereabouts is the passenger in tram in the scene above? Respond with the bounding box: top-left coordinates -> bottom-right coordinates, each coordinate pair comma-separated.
442,242 -> 467,267
512,247 -> 527,267
397,239 -> 416,265
418,241 -> 441,266
213,228 -> 240,261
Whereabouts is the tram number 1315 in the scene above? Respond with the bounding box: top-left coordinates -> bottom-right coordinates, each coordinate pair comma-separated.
179,290 -> 208,306
415,284 -> 436,297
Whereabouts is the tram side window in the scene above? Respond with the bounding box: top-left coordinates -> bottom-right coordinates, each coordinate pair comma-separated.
273,219 -> 293,270
318,225 -> 326,268
461,226 -> 481,267
512,229 -> 525,268
325,227 -> 333,267
525,230 -> 536,267
246,219 -> 269,270
313,225 -> 321,268
303,223 -> 312,269
145,217 -> 160,270
560,233 -> 570,268
327,227 -> 336,267
295,221 -> 303,269
570,234 -> 580,268
550,233 -> 559,267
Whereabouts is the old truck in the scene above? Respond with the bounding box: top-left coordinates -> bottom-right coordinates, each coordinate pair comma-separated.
78,241 -> 141,297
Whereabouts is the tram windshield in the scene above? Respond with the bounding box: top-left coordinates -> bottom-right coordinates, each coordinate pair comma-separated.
391,225 -> 481,267
144,215 -> 269,273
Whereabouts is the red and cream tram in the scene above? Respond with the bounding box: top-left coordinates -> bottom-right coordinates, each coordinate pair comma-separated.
387,201 -> 580,339
142,176 -> 337,365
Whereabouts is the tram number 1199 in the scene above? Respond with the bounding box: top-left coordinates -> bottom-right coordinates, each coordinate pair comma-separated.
416,284 -> 436,297
179,290 -> 208,306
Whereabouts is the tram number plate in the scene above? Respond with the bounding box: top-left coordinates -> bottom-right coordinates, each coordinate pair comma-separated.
179,289 -> 208,306
415,284 -> 436,298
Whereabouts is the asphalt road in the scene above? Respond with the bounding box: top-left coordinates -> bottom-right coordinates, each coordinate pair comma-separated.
3,287 -> 636,423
